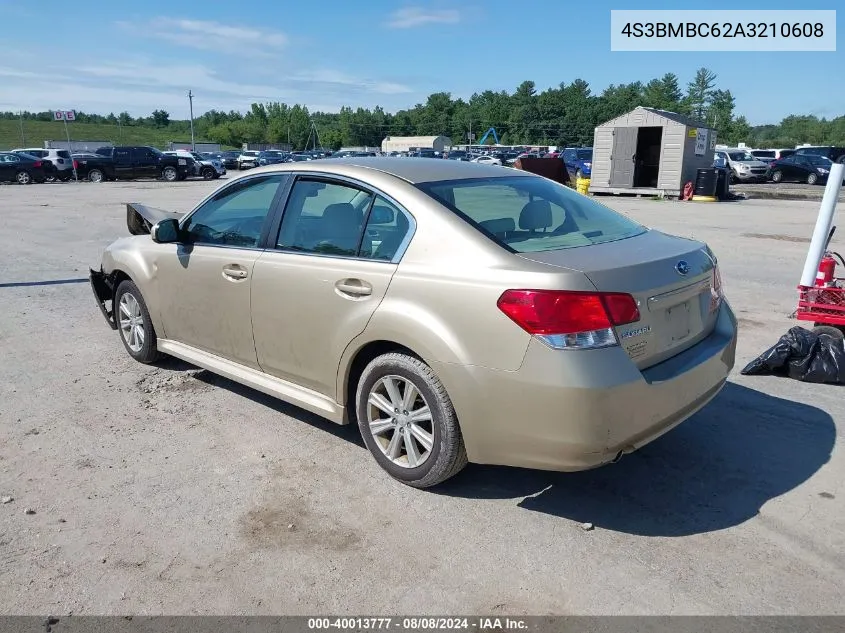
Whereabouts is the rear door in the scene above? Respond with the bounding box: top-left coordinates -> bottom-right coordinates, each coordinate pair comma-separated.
609,127 -> 638,187
250,177 -> 411,398
113,148 -> 134,179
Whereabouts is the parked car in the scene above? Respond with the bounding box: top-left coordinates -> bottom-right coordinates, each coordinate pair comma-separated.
238,151 -> 261,169
72,152 -> 116,182
714,149 -> 769,183
12,147 -> 75,181
94,146 -> 194,181
751,148 -> 794,164
561,147 -> 593,179
446,150 -> 469,161
164,150 -> 225,180
257,150 -> 288,166
767,154 -> 837,185
471,155 -> 502,166
794,146 -> 845,164
219,151 -> 241,170
90,158 -> 735,488
0,151 -> 47,184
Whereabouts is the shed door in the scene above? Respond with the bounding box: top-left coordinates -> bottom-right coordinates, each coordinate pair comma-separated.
609,127 -> 639,187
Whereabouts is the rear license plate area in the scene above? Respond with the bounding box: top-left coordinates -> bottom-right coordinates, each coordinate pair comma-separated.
665,301 -> 691,342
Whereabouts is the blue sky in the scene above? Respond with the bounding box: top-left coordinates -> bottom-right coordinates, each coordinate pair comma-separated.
0,0 -> 841,124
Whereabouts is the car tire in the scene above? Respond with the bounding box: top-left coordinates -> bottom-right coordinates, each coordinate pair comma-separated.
162,166 -> 178,182
807,172 -> 819,185
356,352 -> 467,488
812,325 -> 845,340
201,166 -> 215,180
88,168 -> 104,183
15,170 -> 32,185
771,171 -> 783,183
114,280 -> 162,364
836,156 -> 845,164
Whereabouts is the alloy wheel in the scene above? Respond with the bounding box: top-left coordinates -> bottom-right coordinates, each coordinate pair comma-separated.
118,292 -> 145,353
366,375 -> 434,468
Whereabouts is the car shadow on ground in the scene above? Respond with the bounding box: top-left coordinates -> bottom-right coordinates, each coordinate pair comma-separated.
178,362 -> 365,448
433,382 -> 836,537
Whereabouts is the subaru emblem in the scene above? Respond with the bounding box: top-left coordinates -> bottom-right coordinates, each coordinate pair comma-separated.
675,260 -> 690,276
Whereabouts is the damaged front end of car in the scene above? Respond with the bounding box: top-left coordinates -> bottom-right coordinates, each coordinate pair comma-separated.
90,202 -> 186,329
89,267 -> 118,330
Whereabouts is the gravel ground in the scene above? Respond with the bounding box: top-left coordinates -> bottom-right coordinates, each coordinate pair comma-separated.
733,181 -> 845,200
0,178 -> 843,616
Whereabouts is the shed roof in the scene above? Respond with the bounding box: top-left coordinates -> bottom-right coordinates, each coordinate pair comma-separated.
382,135 -> 450,143
600,106 -> 711,130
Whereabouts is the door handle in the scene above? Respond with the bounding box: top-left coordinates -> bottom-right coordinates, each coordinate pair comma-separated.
335,278 -> 372,297
222,265 -> 248,281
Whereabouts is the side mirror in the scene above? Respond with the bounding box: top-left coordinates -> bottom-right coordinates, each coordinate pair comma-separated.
370,206 -> 396,224
151,218 -> 180,243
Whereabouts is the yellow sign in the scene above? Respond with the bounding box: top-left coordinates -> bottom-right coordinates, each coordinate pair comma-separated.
688,128 -> 697,137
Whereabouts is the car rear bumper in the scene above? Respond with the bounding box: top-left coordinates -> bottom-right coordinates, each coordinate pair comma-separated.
435,301 -> 737,471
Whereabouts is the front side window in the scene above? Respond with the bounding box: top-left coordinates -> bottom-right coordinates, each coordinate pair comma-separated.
276,180 -> 373,257
182,175 -> 285,247
418,175 -> 646,254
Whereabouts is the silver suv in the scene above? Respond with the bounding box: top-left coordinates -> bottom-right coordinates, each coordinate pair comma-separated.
715,149 -> 769,183
12,147 -> 75,181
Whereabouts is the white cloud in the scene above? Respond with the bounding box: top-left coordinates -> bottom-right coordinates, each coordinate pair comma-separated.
0,59 -> 415,117
385,6 -> 460,28
117,17 -> 288,55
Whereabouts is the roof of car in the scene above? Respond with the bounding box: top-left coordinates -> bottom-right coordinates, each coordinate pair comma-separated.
274,156 -> 530,184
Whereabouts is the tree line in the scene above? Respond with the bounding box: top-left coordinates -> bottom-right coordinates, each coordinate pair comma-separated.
3,68 -> 842,150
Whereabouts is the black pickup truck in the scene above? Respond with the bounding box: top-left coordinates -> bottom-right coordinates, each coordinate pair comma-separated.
93,146 -> 195,181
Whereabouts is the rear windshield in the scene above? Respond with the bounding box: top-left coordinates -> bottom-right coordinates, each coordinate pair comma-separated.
417,176 -> 646,253
752,150 -> 775,158
57,150 -> 71,158
576,149 -> 593,160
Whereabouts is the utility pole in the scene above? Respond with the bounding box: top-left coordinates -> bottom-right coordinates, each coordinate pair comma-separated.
18,111 -> 25,146
187,90 -> 195,151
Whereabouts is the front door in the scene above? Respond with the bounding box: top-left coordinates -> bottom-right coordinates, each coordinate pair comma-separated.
251,178 -> 412,398
155,173 -> 289,368
609,127 -> 639,187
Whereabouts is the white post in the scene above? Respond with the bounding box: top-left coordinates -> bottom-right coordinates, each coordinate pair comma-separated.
800,162 -> 845,287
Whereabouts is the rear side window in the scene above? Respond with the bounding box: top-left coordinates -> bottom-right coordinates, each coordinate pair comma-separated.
57,150 -> 71,159
418,176 -> 646,253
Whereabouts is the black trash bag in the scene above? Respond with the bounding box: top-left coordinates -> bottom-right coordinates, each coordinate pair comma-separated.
741,326 -> 845,384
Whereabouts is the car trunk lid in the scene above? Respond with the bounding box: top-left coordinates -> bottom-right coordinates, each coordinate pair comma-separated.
518,230 -> 718,369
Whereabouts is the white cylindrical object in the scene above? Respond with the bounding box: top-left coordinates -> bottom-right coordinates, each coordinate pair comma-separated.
799,162 -> 845,287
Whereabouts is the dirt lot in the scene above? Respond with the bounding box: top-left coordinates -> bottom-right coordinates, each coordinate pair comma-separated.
733,181 -> 845,200
0,178 -> 843,615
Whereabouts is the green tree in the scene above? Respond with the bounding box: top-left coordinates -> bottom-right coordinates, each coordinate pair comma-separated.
643,73 -> 682,112
685,67 -> 717,120
151,110 -> 170,127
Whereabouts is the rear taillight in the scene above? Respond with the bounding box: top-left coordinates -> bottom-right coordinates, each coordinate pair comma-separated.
710,265 -> 723,313
33,160 -> 42,168
73,159 -> 78,170
497,289 -> 640,350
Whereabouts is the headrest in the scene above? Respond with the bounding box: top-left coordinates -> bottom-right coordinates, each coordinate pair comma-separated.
323,203 -> 361,229
479,217 -> 516,236
519,200 -> 553,230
